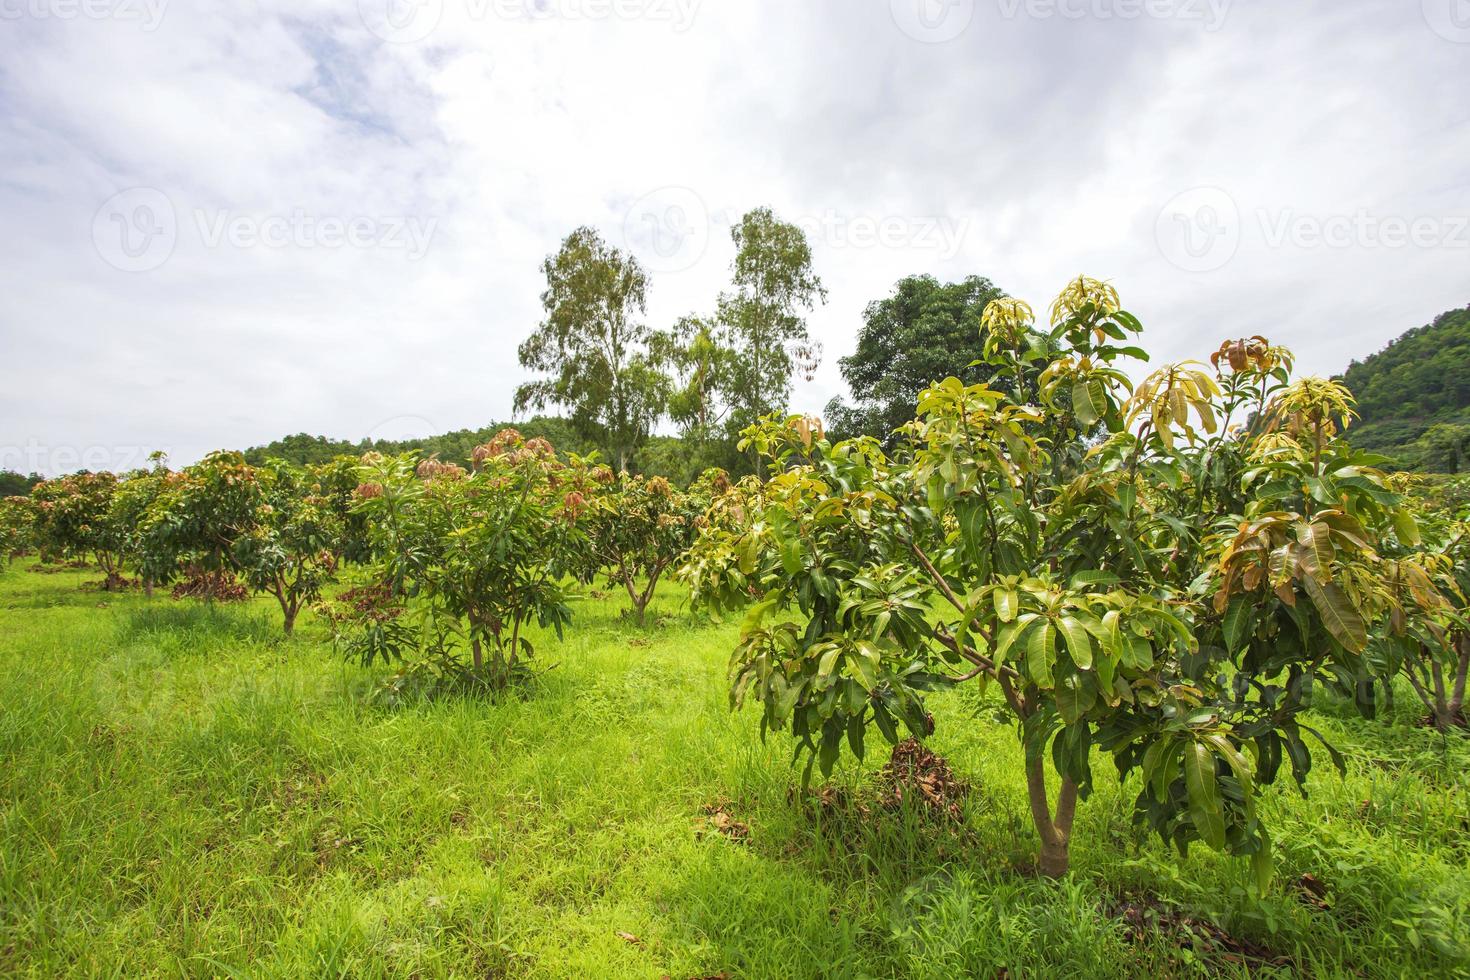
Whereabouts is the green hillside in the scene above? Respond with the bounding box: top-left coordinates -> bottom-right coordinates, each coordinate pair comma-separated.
1340,303 -> 1470,471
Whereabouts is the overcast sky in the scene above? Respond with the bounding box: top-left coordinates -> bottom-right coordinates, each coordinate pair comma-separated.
1,0 -> 1467,475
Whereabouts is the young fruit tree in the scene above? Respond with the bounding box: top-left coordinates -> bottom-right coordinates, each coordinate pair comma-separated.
231,460 -> 346,635
138,452 -> 265,601
30,472 -> 130,588
0,495 -> 34,567
353,430 -> 592,689
681,277 -> 1451,880
1372,485 -> 1468,731
583,468 -> 706,625
111,453 -> 172,597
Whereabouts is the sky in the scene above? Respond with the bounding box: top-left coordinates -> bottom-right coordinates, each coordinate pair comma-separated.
1,0 -> 1468,475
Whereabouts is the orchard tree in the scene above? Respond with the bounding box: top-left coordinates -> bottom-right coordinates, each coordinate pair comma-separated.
354,430 -> 592,687
584,468 -> 705,625
682,277 -> 1450,880
232,460 -> 345,635
1370,484 -> 1468,730
30,472 -> 129,588
139,452 -> 264,598
516,226 -> 668,471
112,452 -> 171,597
0,495 -> 34,567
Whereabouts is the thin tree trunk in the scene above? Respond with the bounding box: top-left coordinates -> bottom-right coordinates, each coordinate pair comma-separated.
1025,751 -> 1078,877
471,635 -> 484,670
1452,635 -> 1469,717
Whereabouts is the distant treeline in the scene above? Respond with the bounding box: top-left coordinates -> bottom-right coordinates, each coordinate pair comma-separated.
239,417 -> 732,488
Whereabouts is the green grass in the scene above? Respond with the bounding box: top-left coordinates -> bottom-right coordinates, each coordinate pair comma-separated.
0,560 -> 1467,978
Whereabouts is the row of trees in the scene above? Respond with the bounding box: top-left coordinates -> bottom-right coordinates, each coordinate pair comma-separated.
3,452 -> 361,632
0,434 -> 711,675
681,278 -> 1470,880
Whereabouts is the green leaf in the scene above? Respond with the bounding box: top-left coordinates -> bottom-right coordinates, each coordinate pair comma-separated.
1057,615 -> 1094,670
1184,742 -> 1227,851
994,589 -> 1018,623
1252,828 -> 1273,894
1055,672 -> 1096,724
1222,596 -> 1253,654
1073,380 -> 1100,427
816,644 -> 842,680
1026,622 -> 1056,689
1391,509 -> 1420,546
1301,574 -> 1367,653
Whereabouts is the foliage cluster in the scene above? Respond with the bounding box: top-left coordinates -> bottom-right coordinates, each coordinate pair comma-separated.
682,278 -> 1470,879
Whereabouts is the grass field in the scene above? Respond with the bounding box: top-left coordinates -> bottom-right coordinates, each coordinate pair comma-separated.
1,560 -> 1467,978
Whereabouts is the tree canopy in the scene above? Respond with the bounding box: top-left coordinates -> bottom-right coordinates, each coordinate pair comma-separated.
515,226 -> 668,472
825,274 -> 1011,442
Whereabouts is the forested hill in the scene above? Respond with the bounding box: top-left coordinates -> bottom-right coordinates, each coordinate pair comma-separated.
1340,303 -> 1470,471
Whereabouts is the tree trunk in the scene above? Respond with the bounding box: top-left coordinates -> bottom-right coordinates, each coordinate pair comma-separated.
1024,752 -> 1078,878
143,576 -> 154,599
282,604 -> 297,636
630,596 -> 647,626
1452,635 -> 1469,720
471,635 -> 483,670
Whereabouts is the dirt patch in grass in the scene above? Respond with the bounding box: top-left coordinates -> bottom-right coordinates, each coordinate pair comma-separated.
696,798 -> 750,843
1109,892 -> 1295,972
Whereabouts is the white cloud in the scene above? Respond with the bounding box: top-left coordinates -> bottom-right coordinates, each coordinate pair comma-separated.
1,0 -> 1466,473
